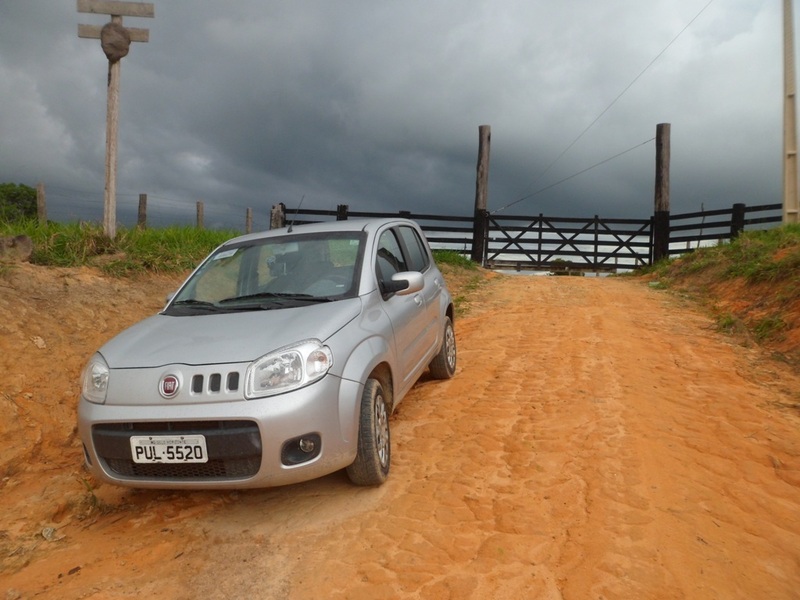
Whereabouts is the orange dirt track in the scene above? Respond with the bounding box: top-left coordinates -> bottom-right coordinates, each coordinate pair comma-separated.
2,264 -> 799,599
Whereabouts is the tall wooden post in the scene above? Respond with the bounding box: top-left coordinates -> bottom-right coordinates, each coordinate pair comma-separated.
471,125 -> 491,264
784,0 -> 800,224
245,208 -> 253,234
78,0 -> 154,238
196,201 -> 204,229
270,203 -> 286,229
104,17 -> 122,238
137,193 -> 147,228
652,123 -> 671,263
36,182 -> 47,224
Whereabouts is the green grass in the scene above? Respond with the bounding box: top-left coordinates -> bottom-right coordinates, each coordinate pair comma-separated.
2,220 -> 482,279
432,249 -> 477,269
715,312 -> 741,335
753,316 -> 787,342
721,225 -> 800,283
639,224 -> 800,285
1,219 -> 237,275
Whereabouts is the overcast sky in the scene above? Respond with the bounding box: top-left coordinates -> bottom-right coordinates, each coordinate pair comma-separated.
0,0 -> 791,230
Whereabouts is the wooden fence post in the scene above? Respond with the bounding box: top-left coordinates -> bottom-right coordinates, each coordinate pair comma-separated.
471,209 -> 489,264
652,123 -> 671,262
471,124 -> 491,264
196,201 -> 204,229
137,193 -> 147,229
731,203 -> 746,238
270,203 -> 286,229
36,182 -> 47,224
245,208 -> 253,233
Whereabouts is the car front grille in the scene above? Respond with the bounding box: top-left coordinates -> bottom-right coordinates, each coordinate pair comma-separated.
104,456 -> 261,479
92,420 -> 262,481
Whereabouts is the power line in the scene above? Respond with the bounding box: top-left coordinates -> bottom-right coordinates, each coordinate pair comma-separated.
494,137 -> 655,214
504,0 -> 717,213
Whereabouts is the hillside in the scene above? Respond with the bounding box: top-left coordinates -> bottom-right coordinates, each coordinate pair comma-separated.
636,224 -> 800,365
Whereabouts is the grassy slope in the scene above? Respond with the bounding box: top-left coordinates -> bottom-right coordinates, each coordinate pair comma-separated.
635,224 -> 800,364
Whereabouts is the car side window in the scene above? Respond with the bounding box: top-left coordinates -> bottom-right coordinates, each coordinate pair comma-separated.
397,226 -> 429,272
375,230 -> 407,286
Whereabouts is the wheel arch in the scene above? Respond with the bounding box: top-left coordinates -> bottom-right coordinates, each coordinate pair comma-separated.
337,336 -> 397,442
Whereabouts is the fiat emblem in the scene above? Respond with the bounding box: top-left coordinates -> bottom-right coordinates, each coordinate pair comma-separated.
159,374 -> 180,398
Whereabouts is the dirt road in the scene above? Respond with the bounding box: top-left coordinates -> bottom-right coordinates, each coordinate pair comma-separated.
2,266 -> 799,599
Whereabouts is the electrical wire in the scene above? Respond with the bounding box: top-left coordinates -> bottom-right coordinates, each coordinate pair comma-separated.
495,0 -> 717,214
495,137 -> 656,214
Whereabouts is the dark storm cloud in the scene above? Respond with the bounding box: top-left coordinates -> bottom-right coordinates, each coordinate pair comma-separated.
0,1 -> 790,230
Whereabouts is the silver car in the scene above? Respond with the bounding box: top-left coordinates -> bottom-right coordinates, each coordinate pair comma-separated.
78,218 -> 456,488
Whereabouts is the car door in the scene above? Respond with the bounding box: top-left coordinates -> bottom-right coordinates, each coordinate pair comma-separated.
396,224 -> 442,357
375,227 -> 433,386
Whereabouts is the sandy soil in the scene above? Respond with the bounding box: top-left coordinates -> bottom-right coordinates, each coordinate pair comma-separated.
1,264 -> 799,599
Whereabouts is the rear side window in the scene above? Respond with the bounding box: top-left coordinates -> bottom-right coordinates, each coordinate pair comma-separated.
397,226 -> 429,272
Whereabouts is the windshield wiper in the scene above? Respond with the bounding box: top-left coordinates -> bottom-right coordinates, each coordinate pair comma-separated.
170,299 -> 221,311
219,292 -> 308,303
219,292 -> 336,306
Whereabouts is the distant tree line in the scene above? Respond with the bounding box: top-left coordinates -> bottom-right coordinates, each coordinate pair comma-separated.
0,183 -> 37,221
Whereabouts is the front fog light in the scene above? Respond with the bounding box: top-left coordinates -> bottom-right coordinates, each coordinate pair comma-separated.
281,434 -> 322,465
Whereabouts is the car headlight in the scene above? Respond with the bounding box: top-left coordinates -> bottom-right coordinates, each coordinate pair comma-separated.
81,353 -> 110,404
245,339 -> 333,399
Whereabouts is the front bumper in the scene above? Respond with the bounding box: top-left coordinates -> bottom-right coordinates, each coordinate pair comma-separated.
78,374 -> 364,489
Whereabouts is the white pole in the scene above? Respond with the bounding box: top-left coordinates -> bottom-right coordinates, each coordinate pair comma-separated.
784,0 -> 799,224
104,16 -> 121,239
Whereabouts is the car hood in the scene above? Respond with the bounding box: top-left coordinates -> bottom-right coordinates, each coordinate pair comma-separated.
99,298 -> 363,368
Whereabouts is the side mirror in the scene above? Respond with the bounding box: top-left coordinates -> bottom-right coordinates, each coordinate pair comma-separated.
386,271 -> 424,296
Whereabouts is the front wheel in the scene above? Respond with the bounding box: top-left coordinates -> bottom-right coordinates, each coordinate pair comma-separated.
346,379 -> 391,486
429,316 -> 456,379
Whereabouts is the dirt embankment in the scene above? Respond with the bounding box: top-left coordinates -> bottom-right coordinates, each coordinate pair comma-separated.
1,263 -> 799,599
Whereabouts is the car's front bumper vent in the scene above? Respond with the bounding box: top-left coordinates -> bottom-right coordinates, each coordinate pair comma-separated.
92,420 -> 262,481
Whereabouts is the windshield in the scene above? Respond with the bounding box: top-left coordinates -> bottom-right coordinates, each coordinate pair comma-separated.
165,231 -> 365,315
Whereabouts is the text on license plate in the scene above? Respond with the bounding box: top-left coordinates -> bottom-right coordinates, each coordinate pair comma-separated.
130,435 -> 208,464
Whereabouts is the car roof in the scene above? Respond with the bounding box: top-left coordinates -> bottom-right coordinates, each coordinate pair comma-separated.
221,217 -> 419,246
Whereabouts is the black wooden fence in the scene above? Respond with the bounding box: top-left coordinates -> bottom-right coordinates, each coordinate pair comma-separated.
276,201 -> 783,272
665,202 -> 782,257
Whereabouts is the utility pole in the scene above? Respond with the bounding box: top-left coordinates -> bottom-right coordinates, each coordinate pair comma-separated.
653,123 -> 671,263
77,0 -> 154,238
784,0 -> 799,224
471,125 -> 491,264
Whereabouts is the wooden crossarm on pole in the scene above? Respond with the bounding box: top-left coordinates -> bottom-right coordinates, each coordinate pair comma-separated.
77,0 -> 154,18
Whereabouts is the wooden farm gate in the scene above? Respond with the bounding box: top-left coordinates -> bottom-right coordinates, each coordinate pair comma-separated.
481,213 -> 652,273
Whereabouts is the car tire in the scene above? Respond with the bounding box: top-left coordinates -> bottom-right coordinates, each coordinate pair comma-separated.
346,379 -> 391,486
428,316 -> 456,379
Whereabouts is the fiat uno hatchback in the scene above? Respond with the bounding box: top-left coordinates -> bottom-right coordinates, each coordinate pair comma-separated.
78,218 -> 457,488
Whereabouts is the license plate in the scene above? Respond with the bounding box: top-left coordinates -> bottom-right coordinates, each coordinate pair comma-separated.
130,435 -> 208,464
